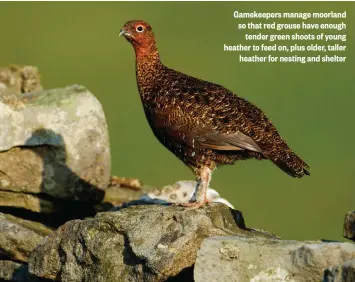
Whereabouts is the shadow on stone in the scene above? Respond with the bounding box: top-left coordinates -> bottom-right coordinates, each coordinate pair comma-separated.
11,264 -> 29,281
165,265 -> 194,282
110,197 -> 170,212
229,208 -> 246,229
25,129 -> 105,203
0,205 -> 96,229
0,129 -> 106,227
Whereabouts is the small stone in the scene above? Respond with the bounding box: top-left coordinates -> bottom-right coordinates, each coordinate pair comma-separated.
344,211 -> 355,241
0,65 -> 42,95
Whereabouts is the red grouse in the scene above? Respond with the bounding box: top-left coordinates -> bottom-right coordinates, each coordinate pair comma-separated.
119,20 -> 310,207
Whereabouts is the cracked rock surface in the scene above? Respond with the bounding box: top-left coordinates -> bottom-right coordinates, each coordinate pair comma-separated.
28,203 -> 265,282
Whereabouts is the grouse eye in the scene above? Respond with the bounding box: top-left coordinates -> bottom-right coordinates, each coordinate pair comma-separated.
136,25 -> 144,32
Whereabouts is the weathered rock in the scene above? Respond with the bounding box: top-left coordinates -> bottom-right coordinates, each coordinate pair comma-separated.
0,85 -> 110,201
0,212 -> 52,262
28,203 -> 272,281
0,65 -> 42,95
194,236 -> 355,282
0,190 -> 58,213
344,211 -> 355,242
324,259 -> 355,282
0,260 -> 31,281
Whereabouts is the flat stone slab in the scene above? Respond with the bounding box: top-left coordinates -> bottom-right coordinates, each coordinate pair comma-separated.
0,190 -> 58,213
194,236 -> 355,282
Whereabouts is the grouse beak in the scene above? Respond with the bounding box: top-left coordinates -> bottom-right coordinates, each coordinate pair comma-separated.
119,29 -> 133,38
119,29 -> 126,37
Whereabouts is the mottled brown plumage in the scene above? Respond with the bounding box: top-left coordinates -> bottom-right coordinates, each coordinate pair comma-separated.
120,20 -> 310,207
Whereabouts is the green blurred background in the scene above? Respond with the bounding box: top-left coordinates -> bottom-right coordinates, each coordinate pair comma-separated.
0,2 -> 353,241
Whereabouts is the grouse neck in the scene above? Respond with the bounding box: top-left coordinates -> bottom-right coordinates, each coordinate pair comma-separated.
135,45 -> 163,78
135,41 -> 161,63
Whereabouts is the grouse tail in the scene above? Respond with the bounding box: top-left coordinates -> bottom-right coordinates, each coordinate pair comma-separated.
267,148 -> 310,178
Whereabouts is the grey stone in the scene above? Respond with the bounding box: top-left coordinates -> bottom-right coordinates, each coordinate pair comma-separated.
28,203 -> 272,281
344,211 -> 355,242
194,236 -> 355,282
0,212 -> 52,262
324,259 -> 355,282
0,85 -> 110,201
